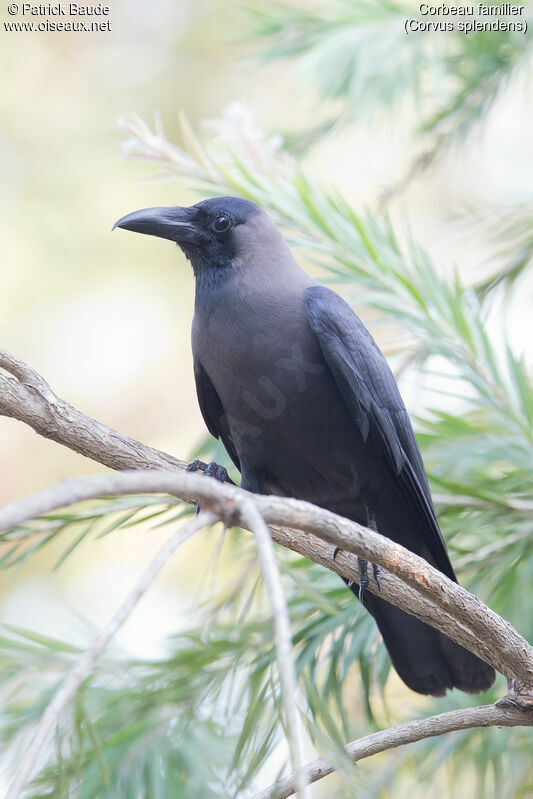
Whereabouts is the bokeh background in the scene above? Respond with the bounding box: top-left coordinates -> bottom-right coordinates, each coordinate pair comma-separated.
2,1 -> 533,796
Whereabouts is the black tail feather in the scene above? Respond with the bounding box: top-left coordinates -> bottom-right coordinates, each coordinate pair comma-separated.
345,580 -> 496,696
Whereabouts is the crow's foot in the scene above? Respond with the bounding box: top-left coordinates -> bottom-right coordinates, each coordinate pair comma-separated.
333,507 -> 381,598
358,556 -> 369,602
186,459 -> 234,484
364,505 -> 381,594
373,563 -> 382,591
186,458 -> 206,474
186,459 -> 235,514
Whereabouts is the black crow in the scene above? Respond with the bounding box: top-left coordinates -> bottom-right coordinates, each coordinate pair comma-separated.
114,197 -> 495,696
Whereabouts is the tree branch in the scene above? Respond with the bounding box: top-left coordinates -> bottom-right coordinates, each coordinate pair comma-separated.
252,702 -> 533,799
0,472 -> 481,676
1,470 -> 532,700
1,350 -> 532,694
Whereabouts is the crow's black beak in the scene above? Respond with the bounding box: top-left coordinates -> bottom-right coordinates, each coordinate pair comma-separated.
112,206 -> 198,243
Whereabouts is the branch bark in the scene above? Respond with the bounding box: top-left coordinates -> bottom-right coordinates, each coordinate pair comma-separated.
1,470 -> 533,700
252,702 -> 533,799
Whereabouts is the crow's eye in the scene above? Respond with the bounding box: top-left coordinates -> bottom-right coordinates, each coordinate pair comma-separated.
213,215 -> 231,233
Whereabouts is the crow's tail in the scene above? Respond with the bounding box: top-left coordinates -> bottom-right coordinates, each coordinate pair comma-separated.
349,584 -> 495,696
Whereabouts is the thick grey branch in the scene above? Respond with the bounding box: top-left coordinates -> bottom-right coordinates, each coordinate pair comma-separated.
1,471 -> 532,699
252,702 -> 533,799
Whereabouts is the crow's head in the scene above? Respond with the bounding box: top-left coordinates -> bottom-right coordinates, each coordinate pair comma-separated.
113,196 -> 285,277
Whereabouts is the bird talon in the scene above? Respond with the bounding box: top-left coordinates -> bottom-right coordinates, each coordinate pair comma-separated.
332,546 -> 341,561
358,556 -> 369,603
186,460 -> 234,488
373,563 -> 382,591
204,461 -> 218,479
187,460 -> 235,513
186,459 -> 207,474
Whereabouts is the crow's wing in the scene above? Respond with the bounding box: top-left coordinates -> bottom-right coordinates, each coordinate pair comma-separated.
305,285 -> 455,580
193,360 -> 241,471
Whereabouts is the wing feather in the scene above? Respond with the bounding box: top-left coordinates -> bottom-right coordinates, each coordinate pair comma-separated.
193,361 -> 241,471
305,285 -> 455,579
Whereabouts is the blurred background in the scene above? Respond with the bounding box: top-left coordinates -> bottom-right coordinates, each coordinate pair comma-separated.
1,1 -> 533,796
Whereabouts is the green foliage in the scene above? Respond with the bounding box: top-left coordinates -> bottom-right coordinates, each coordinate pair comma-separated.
476,201 -> 533,293
0,534 -> 389,797
244,1 -> 427,124
0,495 -> 184,573
3,3 -> 533,796
243,0 -> 533,150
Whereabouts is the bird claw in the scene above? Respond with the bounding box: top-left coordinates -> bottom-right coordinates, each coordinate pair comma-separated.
335,550 -> 380,599
358,557 -> 369,603
357,558 -> 382,602
373,563 -> 382,591
186,459 -> 233,483
332,508 -> 381,602
186,459 -> 234,515
186,459 -> 207,474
